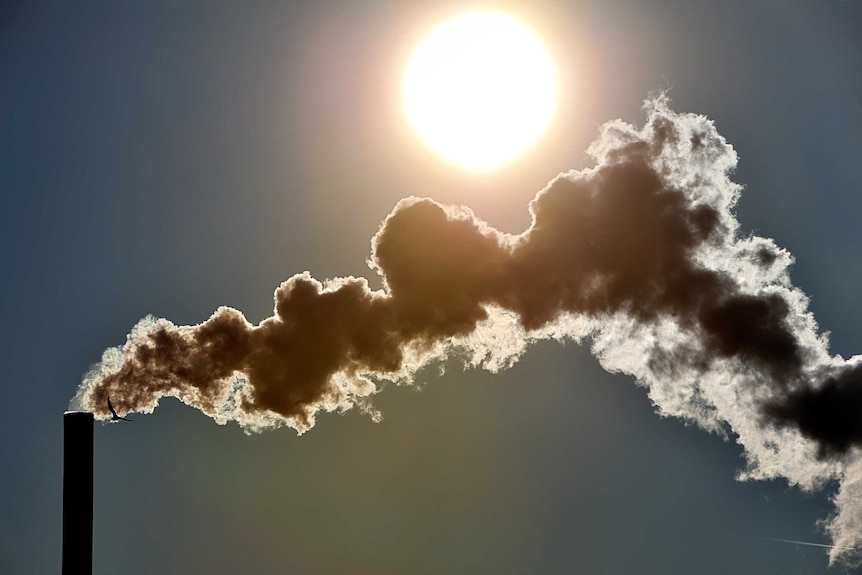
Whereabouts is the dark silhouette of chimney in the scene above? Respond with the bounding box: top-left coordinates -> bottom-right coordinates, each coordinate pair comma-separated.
63,411 -> 93,575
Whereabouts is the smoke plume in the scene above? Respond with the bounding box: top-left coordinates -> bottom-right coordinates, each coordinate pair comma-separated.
73,95 -> 862,564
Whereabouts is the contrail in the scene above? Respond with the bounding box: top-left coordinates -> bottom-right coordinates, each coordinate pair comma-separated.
71,94 -> 862,565
759,536 -> 846,551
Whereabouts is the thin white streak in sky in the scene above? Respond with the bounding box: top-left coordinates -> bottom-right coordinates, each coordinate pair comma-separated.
759,536 -> 846,550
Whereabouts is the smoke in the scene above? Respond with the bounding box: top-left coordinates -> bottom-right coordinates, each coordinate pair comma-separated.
73,95 -> 862,564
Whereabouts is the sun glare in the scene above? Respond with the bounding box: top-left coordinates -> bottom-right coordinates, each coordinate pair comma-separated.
403,11 -> 557,171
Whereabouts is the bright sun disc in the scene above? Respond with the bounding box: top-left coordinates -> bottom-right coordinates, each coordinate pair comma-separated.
404,11 -> 557,171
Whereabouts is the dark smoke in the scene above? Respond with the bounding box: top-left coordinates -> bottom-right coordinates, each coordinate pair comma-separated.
73,96 -> 862,563
765,364 -> 862,459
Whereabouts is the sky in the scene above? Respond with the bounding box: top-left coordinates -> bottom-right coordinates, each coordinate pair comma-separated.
2,1 -> 862,574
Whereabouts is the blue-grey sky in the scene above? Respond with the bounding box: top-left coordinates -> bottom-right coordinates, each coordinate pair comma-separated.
2,1 -> 862,573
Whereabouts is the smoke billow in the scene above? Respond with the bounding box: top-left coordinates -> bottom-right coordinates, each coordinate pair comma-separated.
73,95 -> 862,564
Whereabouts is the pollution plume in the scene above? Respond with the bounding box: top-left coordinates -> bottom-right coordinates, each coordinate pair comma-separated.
72,95 -> 862,564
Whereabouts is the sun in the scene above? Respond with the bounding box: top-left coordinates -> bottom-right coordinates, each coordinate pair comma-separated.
403,11 -> 557,171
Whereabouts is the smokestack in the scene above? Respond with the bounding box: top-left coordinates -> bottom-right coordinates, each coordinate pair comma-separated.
63,411 -> 93,575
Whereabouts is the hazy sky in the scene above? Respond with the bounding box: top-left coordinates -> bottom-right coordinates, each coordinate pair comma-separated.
2,1 -> 862,574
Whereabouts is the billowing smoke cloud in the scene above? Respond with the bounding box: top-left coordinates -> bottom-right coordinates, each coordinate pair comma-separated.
73,95 -> 862,564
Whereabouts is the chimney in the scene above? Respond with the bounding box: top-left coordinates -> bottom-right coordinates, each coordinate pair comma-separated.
63,411 -> 93,575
